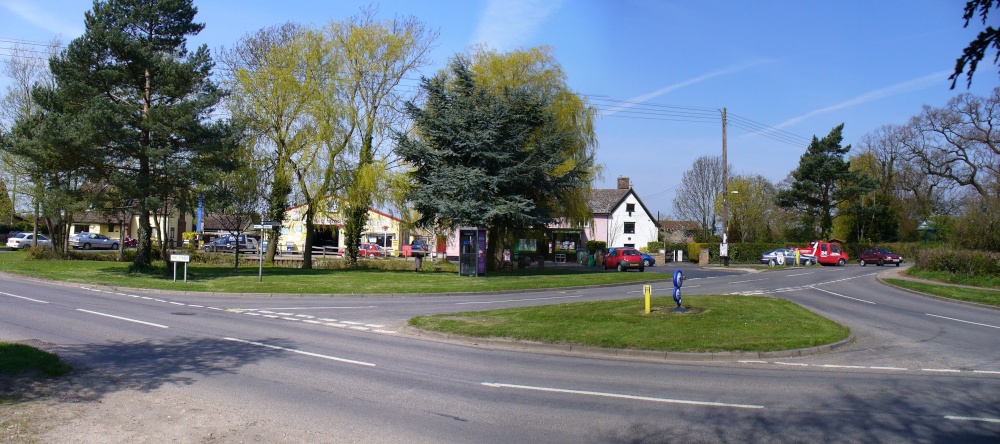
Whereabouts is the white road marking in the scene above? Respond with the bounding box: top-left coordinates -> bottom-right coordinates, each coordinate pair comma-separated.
925,314 -> 1000,330
456,295 -> 583,305
738,360 -> 768,364
373,329 -> 397,334
140,297 -> 153,300
482,382 -> 764,409
303,320 -> 322,324
349,326 -> 369,331
944,415 -> 1000,424
223,337 -> 375,367
262,315 -> 279,318
773,362 -> 809,367
188,305 -> 203,308
786,272 -> 815,277
260,306 -> 376,310
869,366 -> 907,371
364,324 -> 385,328
730,278 -> 769,284
973,370 -> 1000,375
922,369 -> 961,373
169,302 -> 185,306
276,312 -> 293,316
342,321 -> 363,325
327,323 -> 348,328
0,291 -> 49,304
76,309 -> 168,329
811,287 -> 876,304
282,317 -> 300,321
820,364 -> 866,369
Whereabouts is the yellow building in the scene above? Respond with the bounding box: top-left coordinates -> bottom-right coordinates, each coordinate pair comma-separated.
279,197 -> 406,255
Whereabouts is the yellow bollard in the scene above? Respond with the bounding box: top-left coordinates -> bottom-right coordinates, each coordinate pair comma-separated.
643,285 -> 652,314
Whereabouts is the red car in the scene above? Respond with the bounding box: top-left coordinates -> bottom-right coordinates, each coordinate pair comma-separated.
357,243 -> 385,258
858,247 -> 903,267
604,248 -> 645,272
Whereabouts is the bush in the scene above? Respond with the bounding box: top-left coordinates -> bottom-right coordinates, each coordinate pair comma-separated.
643,241 -> 664,253
24,245 -> 60,260
687,242 -> 788,264
585,240 -> 606,254
915,248 -> 1000,278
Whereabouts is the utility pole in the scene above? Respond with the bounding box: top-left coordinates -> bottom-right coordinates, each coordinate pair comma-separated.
721,107 -> 729,266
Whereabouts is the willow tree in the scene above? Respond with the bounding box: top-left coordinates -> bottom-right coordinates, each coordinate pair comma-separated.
333,9 -> 436,265
467,46 -> 600,242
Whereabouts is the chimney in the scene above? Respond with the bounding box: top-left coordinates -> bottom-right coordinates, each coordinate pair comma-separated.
617,176 -> 630,190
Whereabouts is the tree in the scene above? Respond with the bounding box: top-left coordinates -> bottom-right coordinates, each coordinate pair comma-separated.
38,0 -> 234,269
395,57 -> 594,270
903,87 -> 1000,198
672,155 -> 726,241
951,0 -> 1000,88
776,125 -> 875,239
335,9 -> 436,265
466,46 -> 600,227
202,142 -> 265,269
724,174 -> 777,243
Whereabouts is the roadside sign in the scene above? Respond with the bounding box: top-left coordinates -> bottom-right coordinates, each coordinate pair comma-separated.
170,254 -> 190,263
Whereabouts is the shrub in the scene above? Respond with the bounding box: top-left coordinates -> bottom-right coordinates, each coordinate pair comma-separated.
24,245 -> 60,260
585,240 -> 606,254
644,241 -> 664,253
915,248 -> 1000,278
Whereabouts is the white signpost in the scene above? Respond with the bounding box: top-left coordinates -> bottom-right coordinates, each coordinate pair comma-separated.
170,254 -> 191,282
253,221 -> 282,282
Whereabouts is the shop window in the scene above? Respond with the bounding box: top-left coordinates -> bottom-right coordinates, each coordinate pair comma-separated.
624,222 -> 635,234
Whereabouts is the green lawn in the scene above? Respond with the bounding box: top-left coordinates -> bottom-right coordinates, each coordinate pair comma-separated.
0,251 -> 670,294
884,278 -> 1000,307
410,295 -> 850,352
905,268 -> 1000,289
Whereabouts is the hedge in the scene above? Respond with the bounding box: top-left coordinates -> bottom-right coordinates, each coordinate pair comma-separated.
915,248 -> 1000,278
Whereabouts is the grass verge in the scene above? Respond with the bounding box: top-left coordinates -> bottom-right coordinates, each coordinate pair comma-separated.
905,268 -> 1000,289
409,295 -> 850,352
0,251 -> 670,294
0,343 -> 72,378
884,278 -> 1000,307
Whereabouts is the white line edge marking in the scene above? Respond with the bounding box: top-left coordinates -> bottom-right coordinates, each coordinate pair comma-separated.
223,337 -> 375,367
811,286 -> 876,304
456,295 -> 583,305
922,369 -> 961,373
821,364 -> 866,369
869,366 -> 907,371
0,291 -> 49,304
260,306 -> 376,310
739,360 -> 768,364
973,370 -> 1000,375
786,272 -> 815,277
482,382 -> 763,409
944,415 -> 1000,423
75,309 -> 168,328
925,314 -> 1000,330
774,362 -> 809,366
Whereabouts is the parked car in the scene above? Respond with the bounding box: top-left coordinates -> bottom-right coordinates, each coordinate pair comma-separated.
202,236 -> 259,253
640,252 -> 655,267
357,243 -> 385,258
69,232 -> 119,250
6,233 -> 53,250
858,247 -> 903,267
410,239 -> 429,257
760,248 -> 816,266
795,241 -> 849,266
603,247 -> 645,272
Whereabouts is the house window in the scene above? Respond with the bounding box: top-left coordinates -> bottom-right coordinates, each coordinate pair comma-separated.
624,243 -> 635,248
108,224 -> 117,232
626,203 -> 635,216
624,222 -> 635,234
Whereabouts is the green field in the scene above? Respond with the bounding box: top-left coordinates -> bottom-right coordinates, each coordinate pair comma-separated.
0,251 -> 670,294
884,278 -> 1000,307
410,295 -> 850,352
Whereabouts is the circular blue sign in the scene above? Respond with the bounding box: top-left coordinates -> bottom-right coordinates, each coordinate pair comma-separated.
672,287 -> 682,307
672,269 -> 684,288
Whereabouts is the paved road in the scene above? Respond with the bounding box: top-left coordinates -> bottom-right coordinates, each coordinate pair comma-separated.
1,264 -> 998,442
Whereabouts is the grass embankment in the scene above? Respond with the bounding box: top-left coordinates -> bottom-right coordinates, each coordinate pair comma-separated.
905,268 -> 1000,289
884,278 -> 1000,307
0,342 -> 72,404
410,295 -> 850,352
0,251 -> 669,294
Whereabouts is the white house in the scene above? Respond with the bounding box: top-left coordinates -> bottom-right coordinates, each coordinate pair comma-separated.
587,177 -> 658,250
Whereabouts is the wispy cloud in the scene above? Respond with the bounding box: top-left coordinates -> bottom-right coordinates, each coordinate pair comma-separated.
472,0 -> 565,51
773,70 -> 950,129
603,59 -> 770,116
0,0 -> 83,36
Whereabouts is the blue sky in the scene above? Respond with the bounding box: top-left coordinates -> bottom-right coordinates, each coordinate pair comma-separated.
2,0 -> 999,218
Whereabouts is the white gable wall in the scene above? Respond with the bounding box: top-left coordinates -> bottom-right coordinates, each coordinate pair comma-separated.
606,191 -> 657,250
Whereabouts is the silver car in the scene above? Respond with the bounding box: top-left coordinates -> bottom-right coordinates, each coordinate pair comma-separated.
69,232 -> 120,250
6,233 -> 53,250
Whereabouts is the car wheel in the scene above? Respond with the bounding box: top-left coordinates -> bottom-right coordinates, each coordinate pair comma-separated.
838,258 -> 846,266
639,266 -> 644,272
83,243 -> 91,250
896,262 -> 901,267
860,260 -> 867,267
768,259 -> 775,267
112,243 -> 119,250
878,259 -> 884,266
642,259 -> 651,267
617,262 -> 625,272
368,253 -> 375,259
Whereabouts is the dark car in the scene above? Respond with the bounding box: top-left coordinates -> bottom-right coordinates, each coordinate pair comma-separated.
604,248 -> 644,272
410,239 -> 429,257
858,247 -> 903,267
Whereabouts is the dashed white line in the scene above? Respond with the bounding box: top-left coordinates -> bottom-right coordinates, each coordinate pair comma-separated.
349,326 -> 369,331
482,382 -> 764,409
169,302 -> 185,306
76,309 -> 168,329
738,360 -> 768,364
973,370 -> 1000,375
373,329 -> 397,334
223,337 -> 375,367
922,368 -> 961,373
188,304 -> 203,308
786,272 -> 815,277
730,278 -> 769,284
811,286 -> 876,304
774,362 -> 809,367
282,317 -> 300,321
869,366 -> 907,371
821,364 -> 866,369
342,321 -> 364,325
925,314 -> 1000,330
456,295 -> 583,305
944,415 -> 1000,424
364,324 -> 385,328
303,320 -> 323,324
0,291 -> 49,304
